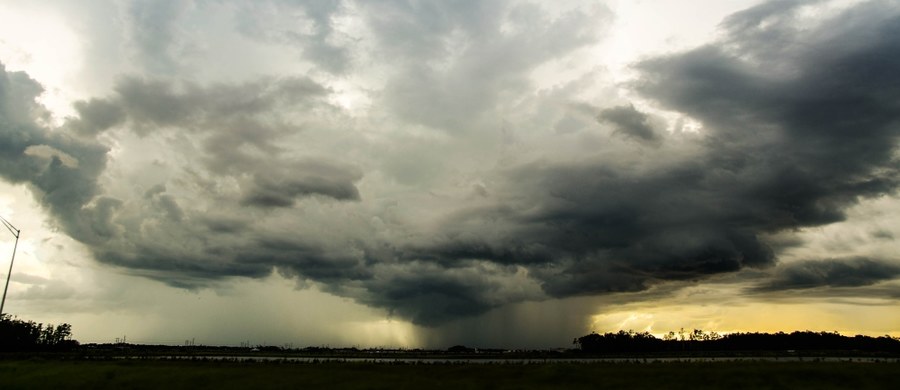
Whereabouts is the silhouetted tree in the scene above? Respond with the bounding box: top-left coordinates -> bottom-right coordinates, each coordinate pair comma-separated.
0,314 -> 78,351
447,345 -> 475,353
575,328 -> 900,354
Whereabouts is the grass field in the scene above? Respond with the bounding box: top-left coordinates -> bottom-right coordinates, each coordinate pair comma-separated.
1,359 -> 897,389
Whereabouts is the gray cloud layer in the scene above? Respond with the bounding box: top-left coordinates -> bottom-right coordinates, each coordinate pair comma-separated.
0,63 -> 112,247
1,1 -> 898,326
756,257 -> 900,291
388,0 -> 900,308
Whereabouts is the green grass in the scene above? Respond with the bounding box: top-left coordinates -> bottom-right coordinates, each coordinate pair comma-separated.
0,359 -> 897,389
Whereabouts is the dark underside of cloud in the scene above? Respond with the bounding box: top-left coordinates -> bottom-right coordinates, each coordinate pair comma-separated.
755,257 -> 900,292
598,104 -> 661,144
391,0 -> 900,319
0,1 -> 898,326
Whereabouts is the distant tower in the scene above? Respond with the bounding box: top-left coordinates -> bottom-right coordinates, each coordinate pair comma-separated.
0,215 -> 21,317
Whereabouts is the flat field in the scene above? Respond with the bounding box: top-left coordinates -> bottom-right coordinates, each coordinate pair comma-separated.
1,359 -> 897,389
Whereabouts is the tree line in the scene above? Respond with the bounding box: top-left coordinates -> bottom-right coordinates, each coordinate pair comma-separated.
0,314 -> 79,351
574,329 -> 900,354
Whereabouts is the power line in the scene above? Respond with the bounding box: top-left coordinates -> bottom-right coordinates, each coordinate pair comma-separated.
0,215 -> 18,238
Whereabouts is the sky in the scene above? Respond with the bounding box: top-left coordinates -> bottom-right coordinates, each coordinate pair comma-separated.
0,0 -> 899,349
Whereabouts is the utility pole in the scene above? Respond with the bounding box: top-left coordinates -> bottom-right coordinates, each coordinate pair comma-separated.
0,215 -> 20,317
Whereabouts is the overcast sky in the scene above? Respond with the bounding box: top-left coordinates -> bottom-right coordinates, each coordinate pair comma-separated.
1,0 -> 898,348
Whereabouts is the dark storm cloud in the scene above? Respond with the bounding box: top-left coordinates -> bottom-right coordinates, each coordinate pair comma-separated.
357,269 -> 503,326
633,0 -> 900,228
198,215 -> 250,234
106,76 -> 328,135
240,160 -> 363,207
423,160 -> 777,298
62,75 -> 366,279
4,0 -> 900,328
248,237 -> 373,284
68,99 -> 126,136
755,258 -> 900,291
406,0 -> 900,305
2,61 -> 365,287
598,105 -> 661,143
67,76 -> 364,203
0,63 -> 113,246
95,245 -> 273,289
316,258 -> 542,326
144,185 -> 184,222
69,75 -> 329,137
93,0 -> 900,324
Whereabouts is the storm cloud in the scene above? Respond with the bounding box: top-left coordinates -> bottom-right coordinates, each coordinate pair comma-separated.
756,257 -> 900,292
598,104 -> 662,144
401,0 -> 900,305
0,63 -> 112,246
1,0 -> 899,330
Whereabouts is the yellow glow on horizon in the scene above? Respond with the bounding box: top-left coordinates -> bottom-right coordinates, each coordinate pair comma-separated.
590,299 -> 900,338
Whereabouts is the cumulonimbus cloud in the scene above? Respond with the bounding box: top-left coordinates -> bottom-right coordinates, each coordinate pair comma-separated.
1,0 -> 898,326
